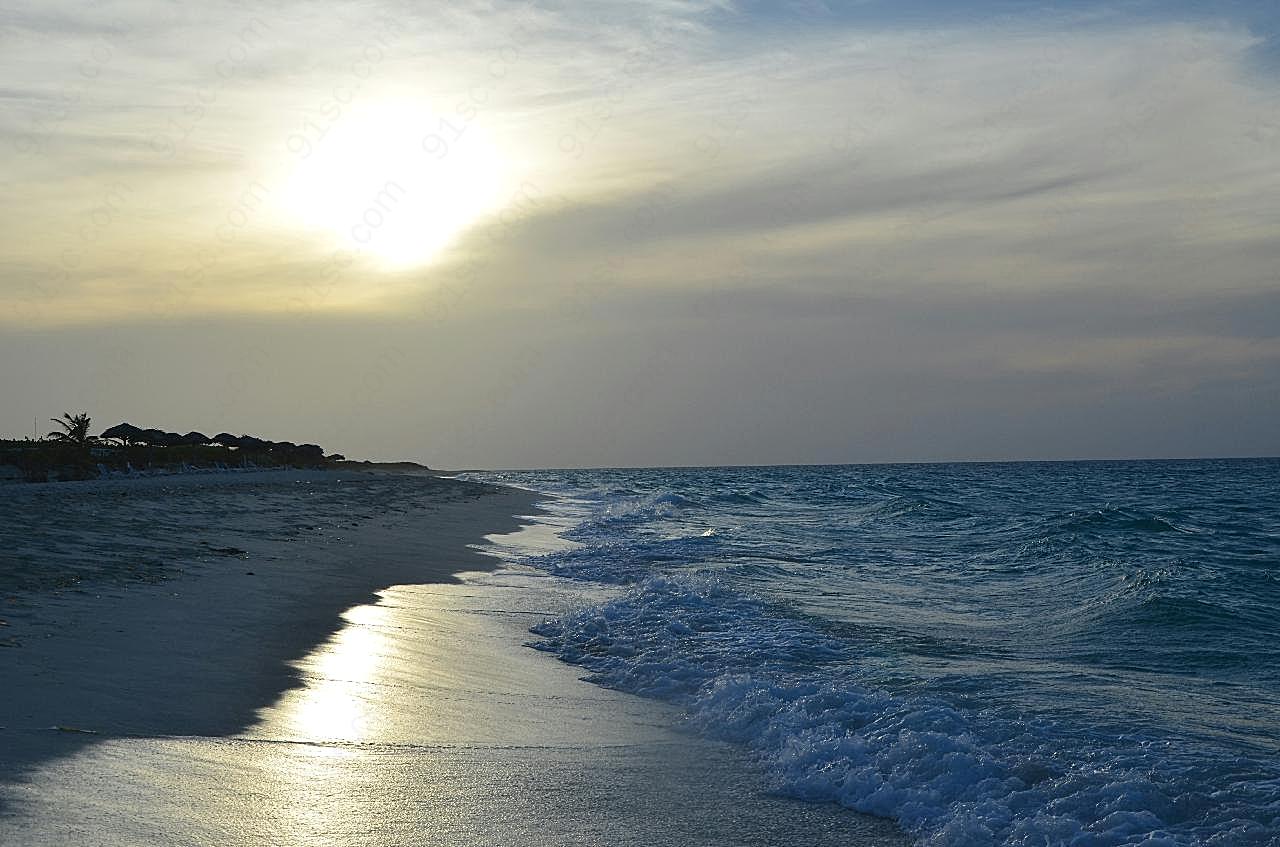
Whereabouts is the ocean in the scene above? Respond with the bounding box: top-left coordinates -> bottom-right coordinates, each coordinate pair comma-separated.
471,460 -> 1280,846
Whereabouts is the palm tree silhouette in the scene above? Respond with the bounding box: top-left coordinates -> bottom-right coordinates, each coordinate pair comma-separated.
47,412 -> 93,446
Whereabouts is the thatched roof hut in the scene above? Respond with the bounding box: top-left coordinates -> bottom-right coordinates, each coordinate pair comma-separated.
99,422 -> 145,444
92,424 -> 327,464
143,429 -> 191,446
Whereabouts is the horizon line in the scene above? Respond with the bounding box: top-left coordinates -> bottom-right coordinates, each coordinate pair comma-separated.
438,454 -> 1280,474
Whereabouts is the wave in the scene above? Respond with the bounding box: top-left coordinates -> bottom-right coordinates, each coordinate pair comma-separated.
708,488 -> 772,506
1058,507 -> 1199,535
531,534 -> 719,584
531,577 -> 1280,846
566,487 -> 773,535
482,461 -> 1280,845
854,494 -> 974,522
570,490 -> 696,533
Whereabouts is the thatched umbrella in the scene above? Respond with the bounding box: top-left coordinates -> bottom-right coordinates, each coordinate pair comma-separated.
158,431 -> 188,447
99,423 -> 145,445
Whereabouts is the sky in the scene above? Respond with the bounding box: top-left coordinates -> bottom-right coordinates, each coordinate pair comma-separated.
1,0 -> 1278,468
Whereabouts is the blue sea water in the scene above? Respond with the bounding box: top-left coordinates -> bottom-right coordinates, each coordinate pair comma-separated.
471,460 -> 1280,846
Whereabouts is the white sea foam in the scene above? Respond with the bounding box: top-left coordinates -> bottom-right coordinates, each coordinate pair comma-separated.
532,577 -> 1279,846
480,462 -> 1280,846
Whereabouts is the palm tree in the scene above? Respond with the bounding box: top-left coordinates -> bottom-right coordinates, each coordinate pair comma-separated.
47,412 -> 93,446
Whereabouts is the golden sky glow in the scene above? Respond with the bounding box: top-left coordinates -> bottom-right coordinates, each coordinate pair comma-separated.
274,98 -> 511,270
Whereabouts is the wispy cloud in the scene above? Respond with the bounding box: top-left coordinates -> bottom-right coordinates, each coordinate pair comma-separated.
1,1 -> 1277,462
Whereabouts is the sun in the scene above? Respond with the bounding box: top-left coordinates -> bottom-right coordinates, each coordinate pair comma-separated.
279,98 -> 508,269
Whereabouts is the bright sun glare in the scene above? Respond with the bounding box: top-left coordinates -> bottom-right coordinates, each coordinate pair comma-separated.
280,99 -> 508,269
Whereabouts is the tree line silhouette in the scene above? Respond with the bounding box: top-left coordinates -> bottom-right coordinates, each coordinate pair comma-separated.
2,413 -> 337,482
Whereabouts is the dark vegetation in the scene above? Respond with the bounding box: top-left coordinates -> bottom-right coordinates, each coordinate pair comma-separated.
0,414 -> 343,482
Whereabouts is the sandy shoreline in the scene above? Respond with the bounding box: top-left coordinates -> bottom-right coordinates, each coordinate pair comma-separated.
0,469 -> 907,845
0,470 -> 536,776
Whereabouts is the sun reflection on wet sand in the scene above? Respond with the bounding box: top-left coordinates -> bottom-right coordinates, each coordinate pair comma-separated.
262,603 -> 391,744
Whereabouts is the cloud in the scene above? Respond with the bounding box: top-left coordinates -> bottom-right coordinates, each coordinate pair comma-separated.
5,10 -> 1277,325
1,1 -> 1277,463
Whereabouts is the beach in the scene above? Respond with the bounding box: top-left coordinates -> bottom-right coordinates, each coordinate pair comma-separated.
0,469 -> 906,845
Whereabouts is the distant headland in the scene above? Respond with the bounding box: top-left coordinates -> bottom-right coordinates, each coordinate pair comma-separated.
0,412 -> 429,483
